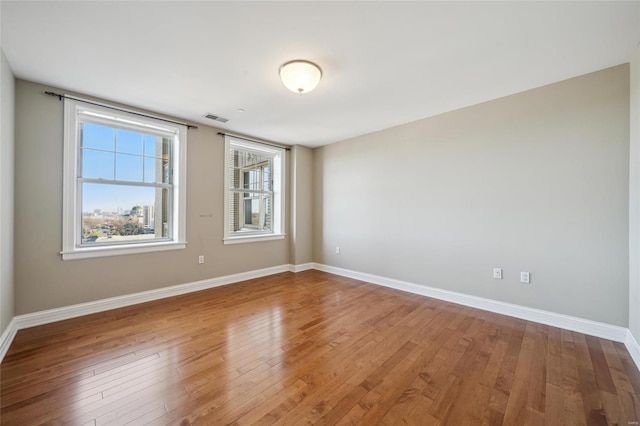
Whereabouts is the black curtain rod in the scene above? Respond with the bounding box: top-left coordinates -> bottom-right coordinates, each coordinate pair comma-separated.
45,91 -> 198,129
218,132 -> 291,151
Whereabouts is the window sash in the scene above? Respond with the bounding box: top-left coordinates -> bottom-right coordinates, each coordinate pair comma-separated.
76,182 -> 174,249
78,121 -> 173,185
237,191 -> 272,231
77,182 -> 173,248
228,190 -> 273,234
78,111 -> 178,139
75,120 -> 176,248
230,147 -> 274,233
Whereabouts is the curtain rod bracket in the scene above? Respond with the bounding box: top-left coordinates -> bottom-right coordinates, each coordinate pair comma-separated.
45,91 -> 63,101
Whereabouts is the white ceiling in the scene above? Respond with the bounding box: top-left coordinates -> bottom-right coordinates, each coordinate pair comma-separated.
2,1 -> 639,147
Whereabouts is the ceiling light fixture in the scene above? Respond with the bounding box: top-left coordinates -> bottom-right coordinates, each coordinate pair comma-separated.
279,60 -> 322,94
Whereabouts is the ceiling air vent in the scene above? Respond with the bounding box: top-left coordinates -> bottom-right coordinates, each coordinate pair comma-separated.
204,113 -> 229,123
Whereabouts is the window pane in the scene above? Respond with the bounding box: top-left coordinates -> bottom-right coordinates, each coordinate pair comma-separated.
115,153 -> 143,182
144,156 -> 169,183
230,192 -> 259,232
243,169 -> 261,191
116,129 -> 144,155
144,135 -> 170,158
230,148 -> 273,192
229,191 -> 272,232
163,159 -> 170,183
243,171 -> 250,190
263,196 -> 272,230
82,149 -> 114,180
81,123 -> 114,151
160,188 -> 169,237
81,183 -> 168,245
234,149 -> 271,168
263,166 -> 271,191
144,135 -> 158,157
244,198 -> 259,226
229,191 -> 241,232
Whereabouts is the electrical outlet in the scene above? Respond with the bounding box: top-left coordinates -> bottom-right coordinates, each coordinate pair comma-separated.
520,271 -> 530,284
198,255 -> 205,264
493,268 -> 502,279
336,246 -> 340,254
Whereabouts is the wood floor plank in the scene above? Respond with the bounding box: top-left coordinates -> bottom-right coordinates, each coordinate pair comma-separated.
1,270 -> 638,425
501,323 -> 535,425
585,335 -> 618,394
601,339 -> 640,423
560,328 -> 588,426
545,383 -> 564,426
573,332 -> 609,425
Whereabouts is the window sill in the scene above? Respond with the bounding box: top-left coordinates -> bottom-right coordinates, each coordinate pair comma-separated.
61,241 -> 187,260
223,234 -> 286,245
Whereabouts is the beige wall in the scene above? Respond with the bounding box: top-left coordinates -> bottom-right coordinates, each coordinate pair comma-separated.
630,46 -> 640,339
289,145 -> 314,266
14,80 -> 292,315
0,49 -> 15,333
7,63 -> 635,329
314,65 -> 630,326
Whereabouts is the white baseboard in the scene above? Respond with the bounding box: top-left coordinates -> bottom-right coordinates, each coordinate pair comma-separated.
625,329 -> 640,369
289,263 -> 314,273
313,263 -> 630,344
2,262 -> 639,373
0,317 -> 17,362
14,264 -> 290,331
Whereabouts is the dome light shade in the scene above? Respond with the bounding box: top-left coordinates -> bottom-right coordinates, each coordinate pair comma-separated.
279,60 -> 322,94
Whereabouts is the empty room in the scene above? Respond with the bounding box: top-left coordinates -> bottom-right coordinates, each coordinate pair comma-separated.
1,1 -> 640,425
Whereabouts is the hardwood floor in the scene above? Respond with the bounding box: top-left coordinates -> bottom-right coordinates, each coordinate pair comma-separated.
1,270 -> 639,425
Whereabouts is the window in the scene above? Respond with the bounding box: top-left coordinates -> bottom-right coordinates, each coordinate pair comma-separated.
62,98 -> 187,259
224,136 -> 285,244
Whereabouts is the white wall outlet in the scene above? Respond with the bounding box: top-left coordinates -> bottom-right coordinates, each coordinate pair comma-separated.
198,255 -> 205,264
493,268 -> 502,279
520,271 -> 530,284
336,246 -> 340,254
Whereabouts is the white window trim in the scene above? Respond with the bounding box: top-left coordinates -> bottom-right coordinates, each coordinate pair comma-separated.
223,136 -> 286,244
61,98 -> 187,260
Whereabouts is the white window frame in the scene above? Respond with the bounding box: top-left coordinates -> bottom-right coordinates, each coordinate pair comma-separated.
62,98 -> 187,260
223,136 -> 285,244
